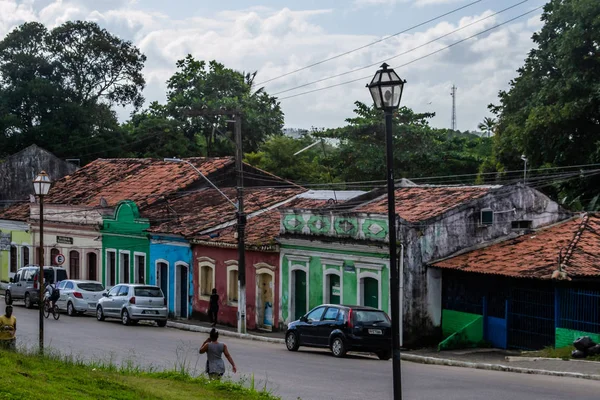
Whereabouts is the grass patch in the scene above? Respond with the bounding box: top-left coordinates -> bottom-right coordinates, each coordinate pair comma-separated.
0,349 -> 279,400
524,346 -> 600,362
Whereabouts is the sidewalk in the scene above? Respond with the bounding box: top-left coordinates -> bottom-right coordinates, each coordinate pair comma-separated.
167,318 -> 285,344
166,319 -> 600,381
403,347 -> 600,381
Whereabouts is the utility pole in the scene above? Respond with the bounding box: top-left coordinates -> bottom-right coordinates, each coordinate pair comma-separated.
234,113 -> 247,334
451,85 -> 457,131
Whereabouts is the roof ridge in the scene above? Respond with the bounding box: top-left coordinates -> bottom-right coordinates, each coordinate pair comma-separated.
560,213 -> 590,277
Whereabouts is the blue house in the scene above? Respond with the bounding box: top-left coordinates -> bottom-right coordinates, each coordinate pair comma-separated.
149,234 -> 193,319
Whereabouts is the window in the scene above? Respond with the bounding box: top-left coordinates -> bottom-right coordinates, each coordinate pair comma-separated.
306,307 -> 326,322
134,254 -> 145,284
117,286 -> 129,297
512,220 -> 532,230
24,269 -> 34,281
13,271 -> 21,283
108,285 -> 120,297
480,209 -> 494,226
323,307 -> 339,321
336,309 -> 347,322
77,282 -> 104,292
199,264 -> 214,298
57,281 -> 66,290
228,268 -> 238,303
22,247 -> 30,267
87,253 -> 97,281
56,269 -> 67,283
120,252 -> 130,283
69,250 -> 80,280
354,310 -> 390,324
107,251 -> 116,286
50,248 -> 60,265
9,245 -> 17,273
135,287 -> 162,297
65,282 -> 74,290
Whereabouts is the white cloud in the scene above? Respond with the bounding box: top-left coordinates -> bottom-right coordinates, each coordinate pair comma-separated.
0,1 -> 541,132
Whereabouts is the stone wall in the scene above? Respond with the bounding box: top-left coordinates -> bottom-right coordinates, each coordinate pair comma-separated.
0,145 -> 77,204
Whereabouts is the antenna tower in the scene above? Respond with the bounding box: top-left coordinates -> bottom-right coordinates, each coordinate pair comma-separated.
451,85 -> 457,131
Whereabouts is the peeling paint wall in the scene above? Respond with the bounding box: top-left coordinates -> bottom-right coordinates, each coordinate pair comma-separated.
399,185 -> 569,345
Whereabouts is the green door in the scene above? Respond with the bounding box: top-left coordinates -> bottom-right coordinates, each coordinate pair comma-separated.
363,277 -> 378,308
329,275 -> 340,304
294,270 -> 307,319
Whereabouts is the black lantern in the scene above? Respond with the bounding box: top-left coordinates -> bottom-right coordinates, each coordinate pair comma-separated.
367,63 -> 406,111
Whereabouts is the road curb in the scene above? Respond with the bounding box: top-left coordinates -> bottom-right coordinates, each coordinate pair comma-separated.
401,353 -> 600,381
167,321 -> 285,344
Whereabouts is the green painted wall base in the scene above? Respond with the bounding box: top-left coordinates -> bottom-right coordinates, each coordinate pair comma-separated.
556,328 -> 600,349
442,310 -> 481,338
439,316 -> 484,351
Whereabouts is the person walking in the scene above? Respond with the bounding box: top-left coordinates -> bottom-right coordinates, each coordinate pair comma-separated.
209,288 -> 219,327
0,305 -> 16,351
199,328 -> 236,380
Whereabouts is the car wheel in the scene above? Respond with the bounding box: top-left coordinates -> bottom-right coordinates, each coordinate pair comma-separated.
286,331 -> 300,351
157,320 -> 167,328
4,291 -> 12,305
24,293 -> 32,309
121,309 -> 131,326
377,350 -> 392,361
67,302 -> 76,317
96,306 -> 105,321
331,337 -> 347,358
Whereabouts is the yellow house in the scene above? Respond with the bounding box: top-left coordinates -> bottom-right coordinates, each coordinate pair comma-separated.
0,213 -> 32,283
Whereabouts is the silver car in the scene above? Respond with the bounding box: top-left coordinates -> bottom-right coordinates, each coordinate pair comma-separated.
55,280 -> 106,316
96,284 -> 168,327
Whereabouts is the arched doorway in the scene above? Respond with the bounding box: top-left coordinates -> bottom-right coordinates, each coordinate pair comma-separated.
175,263 -> 189,319
156,261 -> 169,309
87,253 -> 97,281
291,269 -> 307,320
69,250 -> 80,279
256,268 -> 274,330
50,248 -> 60,266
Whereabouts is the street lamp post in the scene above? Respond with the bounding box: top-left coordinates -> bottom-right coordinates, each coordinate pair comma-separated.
367,63 -> 406,400
33,171 -> 52,354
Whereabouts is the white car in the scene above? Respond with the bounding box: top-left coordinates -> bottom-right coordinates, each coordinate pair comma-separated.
56,280 -> 106,316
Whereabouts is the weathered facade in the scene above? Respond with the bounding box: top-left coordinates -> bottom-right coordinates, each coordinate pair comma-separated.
0,145 -> 77,205
0,219 -> 31,283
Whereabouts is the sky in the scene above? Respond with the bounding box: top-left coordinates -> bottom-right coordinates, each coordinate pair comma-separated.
0,0 -> 548,132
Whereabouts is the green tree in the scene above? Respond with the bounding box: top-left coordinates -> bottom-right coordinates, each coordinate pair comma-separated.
490,0 -> 600,209
477,117 -> 496,138
0,21 -> 146,162
163,56 -> 283,156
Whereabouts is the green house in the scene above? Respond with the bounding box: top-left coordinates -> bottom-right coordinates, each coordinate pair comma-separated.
101,201 -> 150,287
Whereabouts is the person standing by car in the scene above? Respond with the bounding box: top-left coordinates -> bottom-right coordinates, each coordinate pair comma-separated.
209,288 -> 219,327
0,305 -> 16,350
199,328 -> 236,380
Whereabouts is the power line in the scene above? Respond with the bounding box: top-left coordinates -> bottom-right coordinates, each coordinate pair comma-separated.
278,5 -> 544,101
255,0 -> 484,86
271,1 -> 528,96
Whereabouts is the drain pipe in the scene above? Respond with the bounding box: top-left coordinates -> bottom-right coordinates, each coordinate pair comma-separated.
399,242 -> 404,348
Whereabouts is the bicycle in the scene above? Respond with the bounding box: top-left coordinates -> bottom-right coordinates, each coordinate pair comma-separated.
43,299 -> 60,320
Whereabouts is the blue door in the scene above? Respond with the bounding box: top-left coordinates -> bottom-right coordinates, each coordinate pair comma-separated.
483,297 -> 508,349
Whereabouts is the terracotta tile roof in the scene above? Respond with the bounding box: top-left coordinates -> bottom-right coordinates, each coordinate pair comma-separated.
0,203 -> 30,221
195,197 -> 331,248
355,186 -> 492,223
44,157 -> 234,209
146,187 -> 305,238
432,214 -> 600,279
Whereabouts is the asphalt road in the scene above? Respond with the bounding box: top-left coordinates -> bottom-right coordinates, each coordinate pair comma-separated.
4,299 -> 600,400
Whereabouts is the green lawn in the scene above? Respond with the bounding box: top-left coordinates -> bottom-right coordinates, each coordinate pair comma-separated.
0,349 -> 279,400
525,346 -> 600,362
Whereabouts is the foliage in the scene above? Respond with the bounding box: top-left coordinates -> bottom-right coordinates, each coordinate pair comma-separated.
489,0 -> 600,210
477,117 -> 496,138
318,102 -> 493,185
0,21 -> 146,163
0,348 -> 279,400
160,56 -> 284,156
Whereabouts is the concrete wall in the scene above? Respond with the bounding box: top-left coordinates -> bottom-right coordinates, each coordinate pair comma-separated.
442,310 -> 482,338
439,315 -> 484,351
0,145 -> 77,203
191,245 -> 280,331
555,328 -> 600,349
400,185 -> 569,345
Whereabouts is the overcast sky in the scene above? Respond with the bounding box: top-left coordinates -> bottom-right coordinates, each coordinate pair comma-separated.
0,0 -> 547,131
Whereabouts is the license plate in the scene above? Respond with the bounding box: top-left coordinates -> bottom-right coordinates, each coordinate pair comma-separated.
143,310 -> 158,315
368,329 -> 383,335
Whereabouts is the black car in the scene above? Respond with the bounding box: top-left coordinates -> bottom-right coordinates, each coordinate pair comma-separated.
285,304 -> 392,360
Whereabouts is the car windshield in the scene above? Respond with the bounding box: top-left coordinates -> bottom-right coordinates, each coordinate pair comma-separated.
134,287 -> 162,297
77,283 -> 105,292
354,310 -> 390,324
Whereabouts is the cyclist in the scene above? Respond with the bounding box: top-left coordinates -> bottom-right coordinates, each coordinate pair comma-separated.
44,280 -> 59,309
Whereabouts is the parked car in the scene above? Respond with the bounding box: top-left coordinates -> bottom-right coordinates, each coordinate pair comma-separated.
96,284 -> 168,327
285,304 -> 392,360
5,266 -> 68,308
55,280 -> 106,316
